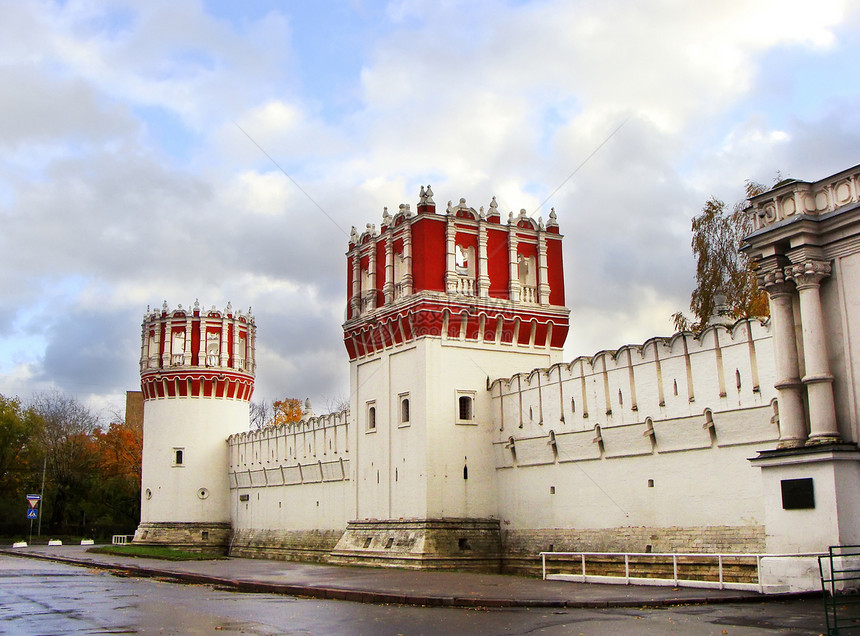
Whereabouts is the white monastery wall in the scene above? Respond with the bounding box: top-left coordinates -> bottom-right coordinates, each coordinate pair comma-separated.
228,410 -> 352,533
225,318 -> 776,551
490,319 -> 777,547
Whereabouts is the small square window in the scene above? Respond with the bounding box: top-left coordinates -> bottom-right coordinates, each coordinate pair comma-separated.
173,448 -> 185,466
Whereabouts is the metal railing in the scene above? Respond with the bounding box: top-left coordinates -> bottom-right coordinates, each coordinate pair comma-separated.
820,545 -> 860,635
112,534 -> 135,545
540,550 -> 824,593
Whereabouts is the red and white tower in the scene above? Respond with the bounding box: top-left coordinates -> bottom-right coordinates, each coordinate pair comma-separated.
134,300 -> 256,552
333,187 -> 569,569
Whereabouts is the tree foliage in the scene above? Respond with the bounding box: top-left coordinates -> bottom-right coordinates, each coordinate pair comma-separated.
249,400 -> 273,430
0,391 -> 142,539
271,398 -> 303,427
674,180 -> 770,332
249,397 -> 305,429
0,395 -> 43,495
29,391 -> 101,533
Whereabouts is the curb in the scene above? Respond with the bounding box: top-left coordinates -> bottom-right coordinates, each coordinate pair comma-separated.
0,549 -> 816,609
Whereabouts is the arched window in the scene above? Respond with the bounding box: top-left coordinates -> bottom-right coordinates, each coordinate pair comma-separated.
366,403 -> 376,432
400,395 -> 410,425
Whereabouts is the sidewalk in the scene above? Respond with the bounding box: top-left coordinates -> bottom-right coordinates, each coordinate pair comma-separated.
1,544 -> 804,609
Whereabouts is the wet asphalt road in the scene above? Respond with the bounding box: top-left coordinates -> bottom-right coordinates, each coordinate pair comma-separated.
0,555 -> 829,635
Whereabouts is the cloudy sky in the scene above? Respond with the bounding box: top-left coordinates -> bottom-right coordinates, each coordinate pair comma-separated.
1,0 -> 858,418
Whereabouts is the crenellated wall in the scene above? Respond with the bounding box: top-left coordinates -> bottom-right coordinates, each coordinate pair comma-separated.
222,318 -> 778,565
490,318 -> 775,436
227,410 -> 353,561
487,318 -> 778,569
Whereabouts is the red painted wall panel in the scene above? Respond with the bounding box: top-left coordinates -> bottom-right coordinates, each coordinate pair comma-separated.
487,228 -> 509,299
465,313 -> 481,340
547,236 -> 565,306
190,319 -> 200,366
411,216 -> 446,292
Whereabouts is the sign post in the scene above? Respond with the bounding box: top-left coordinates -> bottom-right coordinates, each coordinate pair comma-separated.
26,495 -> 40,545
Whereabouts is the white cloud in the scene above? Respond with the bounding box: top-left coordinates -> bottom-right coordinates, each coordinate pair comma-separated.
1,0 -> 859,414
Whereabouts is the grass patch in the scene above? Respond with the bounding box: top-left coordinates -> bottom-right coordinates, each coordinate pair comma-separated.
88,545 -> 226,561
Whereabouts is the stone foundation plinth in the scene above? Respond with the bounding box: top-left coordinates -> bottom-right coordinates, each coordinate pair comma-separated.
329,518 -> 502,572
133,522 -> 232,554
229,529 -> 343,562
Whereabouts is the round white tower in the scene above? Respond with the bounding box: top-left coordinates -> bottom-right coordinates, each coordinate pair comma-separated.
133,300 -> 256,552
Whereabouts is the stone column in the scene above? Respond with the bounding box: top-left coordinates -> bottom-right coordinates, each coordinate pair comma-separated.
231,316 -> 240,369
350,251 -> 361,319
367,240 -> 377,312
183,314 -> 192,365
787,260 -> 841,444
477,220 -> 489,298
508,227 -> 520,303
197,318 -> 206,365
383,230 -> 394,305
161,317 -> 170,368
402,221 -> 413,296
140,319 -> 149,372
445,217 -> 457,293
537,229 -> 550,305
220,313 -> 229,368
760,269 -> 807,447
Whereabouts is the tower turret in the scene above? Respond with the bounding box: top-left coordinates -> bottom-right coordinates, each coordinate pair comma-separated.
134,300 -> 256,553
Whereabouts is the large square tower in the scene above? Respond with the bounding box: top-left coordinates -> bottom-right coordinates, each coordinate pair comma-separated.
331,188 -> 569,569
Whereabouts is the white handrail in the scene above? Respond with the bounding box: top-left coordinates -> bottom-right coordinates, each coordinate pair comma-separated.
538,550 -> 825,593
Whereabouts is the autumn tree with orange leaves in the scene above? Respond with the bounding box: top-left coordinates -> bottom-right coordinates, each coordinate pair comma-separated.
673,180 -> 771,332
0,391 -> 143,538
271,398 -> 304,426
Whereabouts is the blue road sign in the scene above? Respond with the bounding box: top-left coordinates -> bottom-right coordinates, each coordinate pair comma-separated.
27,509 -> 38,520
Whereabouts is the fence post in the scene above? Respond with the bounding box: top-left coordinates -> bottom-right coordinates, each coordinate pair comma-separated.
582,553 -> 586,578
718,555 -> 723,590
625,554 -> 630,584
542,553 -> 546,580
757,554 -> 763,594
673,554 -> 678,586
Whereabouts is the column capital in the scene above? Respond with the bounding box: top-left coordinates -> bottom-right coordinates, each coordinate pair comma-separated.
758,267 -> 795,296
786,260 -> 831,290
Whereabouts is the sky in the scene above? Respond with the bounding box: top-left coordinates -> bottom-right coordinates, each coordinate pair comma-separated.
1,0 -> 859,419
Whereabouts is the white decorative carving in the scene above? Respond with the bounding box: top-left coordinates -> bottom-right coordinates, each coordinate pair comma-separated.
206,332 -> 220,367
171,331 -> 185,365
749,169 -> 860,230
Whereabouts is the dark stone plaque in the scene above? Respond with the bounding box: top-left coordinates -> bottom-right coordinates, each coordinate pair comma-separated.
781,478 -> 815,510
